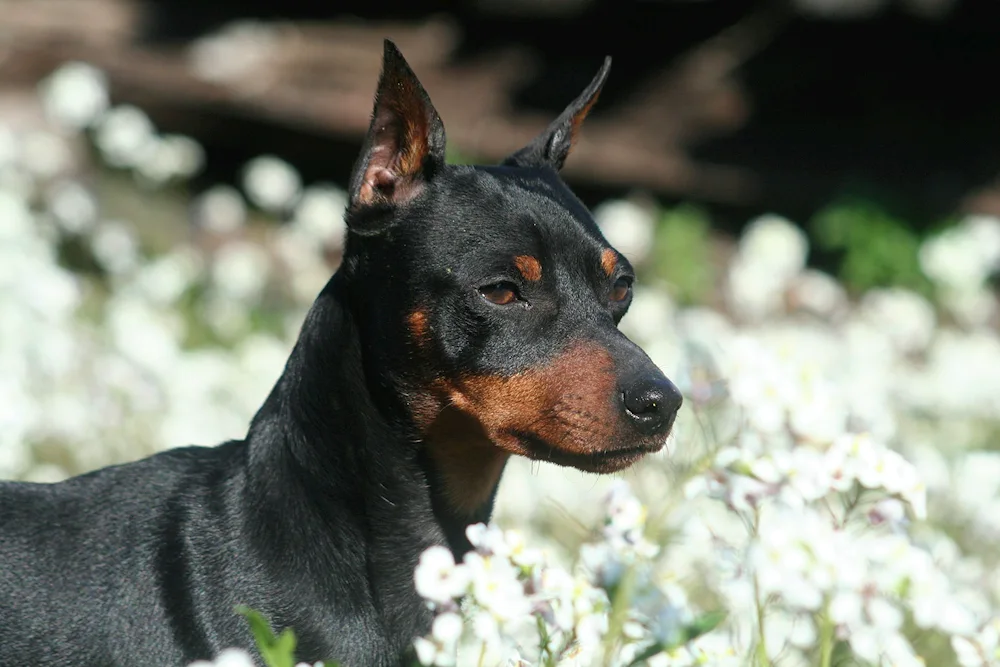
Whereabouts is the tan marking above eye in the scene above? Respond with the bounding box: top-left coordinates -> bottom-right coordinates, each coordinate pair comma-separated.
513,255 -> 542,282
407,309 -> 429,344
480,282 -> 518,305
601,248 -> 618,277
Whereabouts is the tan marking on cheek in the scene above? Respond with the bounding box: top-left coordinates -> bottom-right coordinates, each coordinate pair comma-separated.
423,410 -> 509,515
601,248 -> 618,277
513,255 -> 542,282
451,342 -> 619,457
407,342 -> 623,514
407,309 -> 428,346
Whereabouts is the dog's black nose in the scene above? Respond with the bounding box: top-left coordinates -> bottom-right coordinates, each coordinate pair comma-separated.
622,376 -> 683,435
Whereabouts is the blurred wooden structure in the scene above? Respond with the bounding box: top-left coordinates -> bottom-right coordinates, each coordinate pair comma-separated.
3,0 -> 1000,221
0,0 -> 768,204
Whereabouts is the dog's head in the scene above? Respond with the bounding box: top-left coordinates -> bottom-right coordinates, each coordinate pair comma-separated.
339,41 -> 681,512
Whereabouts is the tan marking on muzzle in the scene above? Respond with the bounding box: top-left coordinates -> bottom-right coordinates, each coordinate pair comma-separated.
410,341 -> 621,514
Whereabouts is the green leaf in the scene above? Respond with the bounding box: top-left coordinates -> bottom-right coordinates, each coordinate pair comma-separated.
651,204 -> 715,306
626,610 -> 727,666
236,605 -> 298,667
626,641 -> 666,666
810,198 -> 932,296
683,609 -> 727,642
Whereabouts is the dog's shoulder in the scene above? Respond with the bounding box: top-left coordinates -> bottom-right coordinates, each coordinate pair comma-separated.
0,441 -> 247,530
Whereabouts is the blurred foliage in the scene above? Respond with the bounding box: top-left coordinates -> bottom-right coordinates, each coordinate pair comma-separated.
445,144 -> 478,166
238,606 -> 344,667
810,198 -> 934,297
650,204 -> 716,306
237,606 -> 300,667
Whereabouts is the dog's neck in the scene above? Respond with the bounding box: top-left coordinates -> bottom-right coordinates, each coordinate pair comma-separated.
244,275 -> 497,559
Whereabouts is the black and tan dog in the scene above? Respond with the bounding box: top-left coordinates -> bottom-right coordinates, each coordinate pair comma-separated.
0,41 -> 681,666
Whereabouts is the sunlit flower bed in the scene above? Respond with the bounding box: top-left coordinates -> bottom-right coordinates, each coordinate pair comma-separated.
3,63 -> 1000,667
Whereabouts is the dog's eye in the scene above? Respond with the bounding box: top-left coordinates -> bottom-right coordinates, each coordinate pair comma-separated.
480,282 -> 519,306
611,277 -> 632,302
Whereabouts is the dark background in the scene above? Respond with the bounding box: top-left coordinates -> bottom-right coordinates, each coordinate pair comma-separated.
5,0 -> 1000,234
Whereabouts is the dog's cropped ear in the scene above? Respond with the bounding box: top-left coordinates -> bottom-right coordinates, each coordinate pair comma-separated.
348,40 -> 446,214
503,57 -> 611,171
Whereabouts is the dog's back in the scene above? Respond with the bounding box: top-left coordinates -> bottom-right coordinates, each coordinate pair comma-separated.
0,444 -> 248,664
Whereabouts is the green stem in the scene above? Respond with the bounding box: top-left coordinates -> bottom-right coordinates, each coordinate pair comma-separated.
750,510 -> 771,667
602,567 -> 637,666
753,580 -> 771,667
818,613 -> 835,667
477,639 -> 487,667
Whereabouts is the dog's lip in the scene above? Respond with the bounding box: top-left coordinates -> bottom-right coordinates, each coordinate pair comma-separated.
508,430 -> 665,470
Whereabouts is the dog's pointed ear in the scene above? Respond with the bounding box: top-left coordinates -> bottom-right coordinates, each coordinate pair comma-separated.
503,57 -> 611,171
347,40 -> 446,213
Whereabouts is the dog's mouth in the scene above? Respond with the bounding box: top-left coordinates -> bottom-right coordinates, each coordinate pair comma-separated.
509,430 -> 666,474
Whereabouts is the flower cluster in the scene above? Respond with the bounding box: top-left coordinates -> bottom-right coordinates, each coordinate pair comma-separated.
188,647 -> 323,667
412,522 -> 608,666
3,62 -> 1000,667
412,483 -> 727,667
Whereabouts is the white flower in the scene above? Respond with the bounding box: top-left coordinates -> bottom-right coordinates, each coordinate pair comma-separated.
413,637 -> 438,665
593,199 -> 655,264
40,62 -> 109,130
859,288 -> 936,354
920,219 -> 998,291
727,215 -> 808,319
952,618 -> 1000,667
470,609 -> 501,650
605,481 -> 648,542
579,542 -> 626,590
21,131 -> 73,178
136,134 -> 205,185
965,216 -> 1000,268
503,530 -> 544,571
211,241 -> 271,303
464,551 -> 530,621
645,585 -> 693,647
188,21 -> 279,85
90,221 -> 139,275
47,181 -> 98,235
133,248 -> 204,305
739,215 -> 809,279
466,523 -> 509,556
414,546 -> 469,606
194,185 -> 248,234
952,635 -> 986,667
106,294 -> 182,376
940,285 -> 997,328
431,612 -> 463,644
0,127 -> 18,168
242,155 -> 301,212
292,184 -> 347,248
776,447 -> 834,502
413,636 -> 455,667
788,269 -> 846,317
868,498 -> 907,527
575,608 -> 609,652
750,506 -> 836,611
95,106 -> 157,168
187,648 -> 255,667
